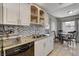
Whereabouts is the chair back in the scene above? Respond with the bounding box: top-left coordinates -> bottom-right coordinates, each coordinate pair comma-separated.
68,31 -> 77,40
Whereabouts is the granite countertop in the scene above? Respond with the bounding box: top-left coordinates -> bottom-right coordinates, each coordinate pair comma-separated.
0,35 -> 49,51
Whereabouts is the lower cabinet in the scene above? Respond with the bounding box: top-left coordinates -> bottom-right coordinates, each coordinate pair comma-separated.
47,37 -> 54,54
34,36 -> 54,56
34,39 -> 46,56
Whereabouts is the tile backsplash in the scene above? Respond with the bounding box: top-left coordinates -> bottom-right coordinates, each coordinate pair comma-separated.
18,25 -> 46,36
0,25 -> 46,36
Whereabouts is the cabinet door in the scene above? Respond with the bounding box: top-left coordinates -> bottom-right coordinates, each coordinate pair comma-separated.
20,3 -> 30,26
0,4 -> 2,24
34,39 -> 45,56
44,38 -> 50,55
46,37 -> 51,54
3,3 -> 19,25
46,36 -> 54,55
34,38 -> 54,56
49,37 -> 54,51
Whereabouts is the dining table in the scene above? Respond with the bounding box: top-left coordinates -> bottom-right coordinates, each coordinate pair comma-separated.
58,32 -> 71,44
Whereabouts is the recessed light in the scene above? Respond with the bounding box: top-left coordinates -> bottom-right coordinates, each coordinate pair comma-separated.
68,11 -> 73,14
58,3 -> 63,5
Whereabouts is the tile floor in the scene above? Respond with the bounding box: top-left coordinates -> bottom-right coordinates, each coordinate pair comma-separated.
48,42 -> 79,56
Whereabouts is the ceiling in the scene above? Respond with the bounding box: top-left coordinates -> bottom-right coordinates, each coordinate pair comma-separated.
37,3 -> 79,18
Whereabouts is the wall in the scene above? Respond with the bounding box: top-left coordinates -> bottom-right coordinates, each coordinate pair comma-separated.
0,4 -> 2,24
59,14 -> 79,21
76,19 -> 79,42
57,18 -> 62,31
48,14 -> 57,36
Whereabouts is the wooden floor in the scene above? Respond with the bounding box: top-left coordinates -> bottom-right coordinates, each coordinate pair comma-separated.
48,42 -> 79,56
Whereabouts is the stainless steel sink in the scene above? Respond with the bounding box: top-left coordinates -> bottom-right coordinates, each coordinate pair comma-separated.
32,34 -> 47,39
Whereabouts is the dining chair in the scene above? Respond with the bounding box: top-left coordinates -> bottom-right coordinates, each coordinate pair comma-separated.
63,31 -> 77,48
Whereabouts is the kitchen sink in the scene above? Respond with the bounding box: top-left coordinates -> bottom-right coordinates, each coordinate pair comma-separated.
32,34 -> 47,39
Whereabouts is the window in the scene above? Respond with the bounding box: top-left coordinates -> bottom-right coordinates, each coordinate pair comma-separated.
62,21 -> 75,33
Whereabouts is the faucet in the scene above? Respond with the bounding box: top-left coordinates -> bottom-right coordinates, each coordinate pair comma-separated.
4,29 -> 14,37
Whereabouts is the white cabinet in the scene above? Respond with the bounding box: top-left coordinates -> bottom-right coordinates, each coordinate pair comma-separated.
45,37 -> 54,55
46,38 -> 51,54
47,36 -> 54,53
34,39 -> 45,56
0,4 -> 2,24
20,3 -> 30,26
3,3 -> 31,25
44,38 -> 50,55
3,3 -> 19,25
44,12 -> 50,29
34,36 -> 54,56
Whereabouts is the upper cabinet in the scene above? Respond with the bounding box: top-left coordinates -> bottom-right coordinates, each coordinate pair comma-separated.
20,3 -> 30,26
30,4 -> 45,25
31,5 -> 38,24
0,4 -> 2,24
39,9 -> 45,25
3,3 -> 30,25
3,3 -> 19,25
1,3 -> 49,26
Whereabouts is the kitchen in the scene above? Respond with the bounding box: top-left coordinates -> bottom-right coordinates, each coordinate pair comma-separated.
1,3 -> 79,56
0,3 -> 56,56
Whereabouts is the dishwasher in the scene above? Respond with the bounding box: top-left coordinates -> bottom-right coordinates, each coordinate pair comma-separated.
5,42 -> 34,56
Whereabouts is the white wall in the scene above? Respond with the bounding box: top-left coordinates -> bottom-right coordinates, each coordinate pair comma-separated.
48,14 -> 57,36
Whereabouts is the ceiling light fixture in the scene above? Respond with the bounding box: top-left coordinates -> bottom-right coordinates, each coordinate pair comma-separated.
67,11 -> 73,14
